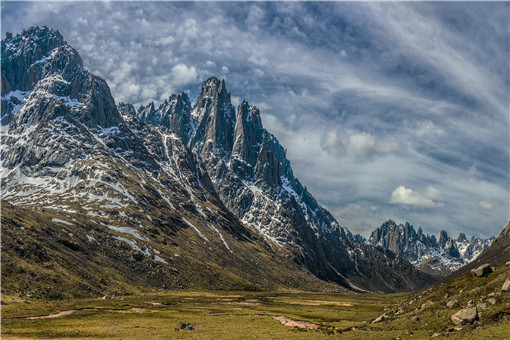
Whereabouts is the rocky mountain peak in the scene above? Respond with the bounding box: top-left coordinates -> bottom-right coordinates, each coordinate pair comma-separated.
190,77 -> 235,161
137,101 -> 156,122
457,232 -> 467,242
130,77 -> 434,292
439,230 -> 449,248
2,26 -> 121,129
1,26 -> 80,95
117,102 -> 136,117
368,220 -> 494,277
198,76 -> 230,103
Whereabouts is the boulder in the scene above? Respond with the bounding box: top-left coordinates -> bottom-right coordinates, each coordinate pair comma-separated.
420,300 -> 433,309
372,313 -> 390,323
180,322 -> 194,330
471,264 -> 492,277
488,298 -> 496,305
446,299 -> 458,308
502,277 -> 510,291
477,302 -> 487,310
451,307 -> 478,325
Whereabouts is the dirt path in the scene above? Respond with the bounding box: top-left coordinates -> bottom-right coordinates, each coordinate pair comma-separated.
25,310 -> 76,319
273,316 -> 319,329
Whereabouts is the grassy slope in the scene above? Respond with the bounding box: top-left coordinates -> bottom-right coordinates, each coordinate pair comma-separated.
1,201 -> 343,300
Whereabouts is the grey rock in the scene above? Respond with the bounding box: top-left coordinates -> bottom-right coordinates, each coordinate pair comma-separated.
488,298 -> 496,305
372,313 -> 390,323
446,299 -> 458,308
420,300 -> 433,309
477,302 -> 487,310
451,306 -> 478,325
471,264 -> 492,277
502,277 -> 510,291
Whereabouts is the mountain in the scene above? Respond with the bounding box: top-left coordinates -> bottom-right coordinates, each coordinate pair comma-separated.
132,80 -> 434,292
368,220 -> 494,277
1,26 -> 433,298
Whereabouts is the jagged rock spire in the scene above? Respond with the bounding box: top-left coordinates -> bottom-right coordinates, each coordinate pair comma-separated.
189,77 -> 236,160
232,100 -> 263,169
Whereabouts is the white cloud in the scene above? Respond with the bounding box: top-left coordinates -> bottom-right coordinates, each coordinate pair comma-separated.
171,63 -> 198,86
390,185 -> 444,208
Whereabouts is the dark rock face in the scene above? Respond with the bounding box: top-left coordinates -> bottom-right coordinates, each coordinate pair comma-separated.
2,26 -> 68,94
368,220 -> 494,277
135,93 -> 193,143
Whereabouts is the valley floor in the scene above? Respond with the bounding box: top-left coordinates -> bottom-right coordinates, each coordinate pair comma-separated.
2,289 -> 509,339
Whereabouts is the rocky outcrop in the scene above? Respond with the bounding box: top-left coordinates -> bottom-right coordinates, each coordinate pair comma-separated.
2,26 -> 68,94
451,307 -> 478,325
446,299 -> 458,308
368,220 -> 494,277
502,277 -> 510,291
471,264 -> 493,277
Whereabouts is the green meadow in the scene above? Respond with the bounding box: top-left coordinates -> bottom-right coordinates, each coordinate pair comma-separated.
3,288 -> 509,339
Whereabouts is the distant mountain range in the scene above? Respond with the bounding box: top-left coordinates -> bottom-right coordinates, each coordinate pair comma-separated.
367,220 -> 494,277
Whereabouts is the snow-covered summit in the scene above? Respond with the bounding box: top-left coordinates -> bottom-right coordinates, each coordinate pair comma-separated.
368,220 -> 494,277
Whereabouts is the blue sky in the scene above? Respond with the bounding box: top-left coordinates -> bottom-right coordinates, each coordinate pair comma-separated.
2,1 -> 509,238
